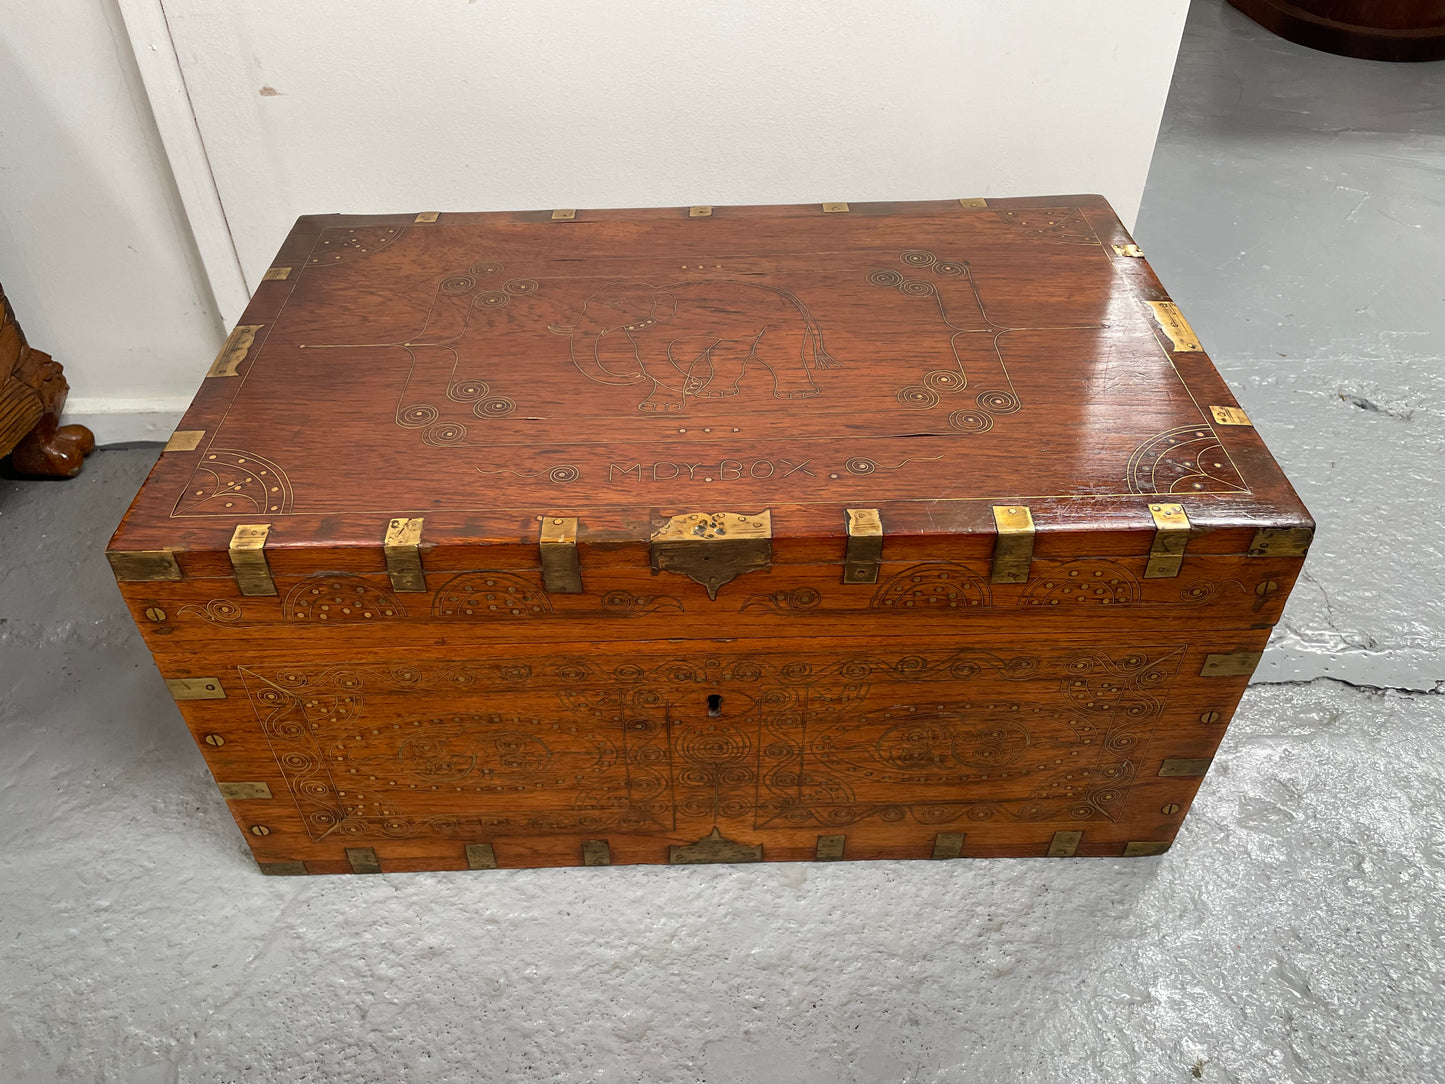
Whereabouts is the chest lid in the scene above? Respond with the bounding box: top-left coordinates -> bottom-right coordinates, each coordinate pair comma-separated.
109,196 -> 1310,583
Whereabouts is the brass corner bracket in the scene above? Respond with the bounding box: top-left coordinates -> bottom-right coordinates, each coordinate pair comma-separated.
650,510 -> 772,599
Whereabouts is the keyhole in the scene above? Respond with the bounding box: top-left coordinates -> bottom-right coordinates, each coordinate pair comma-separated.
707,694 -> 722,717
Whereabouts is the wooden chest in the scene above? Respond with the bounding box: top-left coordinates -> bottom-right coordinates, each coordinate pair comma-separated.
108,196 -> 1312,874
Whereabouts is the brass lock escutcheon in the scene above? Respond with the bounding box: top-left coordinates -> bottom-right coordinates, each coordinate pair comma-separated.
650,510 -> 771,599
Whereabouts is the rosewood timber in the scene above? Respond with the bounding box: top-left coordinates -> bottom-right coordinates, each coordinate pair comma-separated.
108,195 -> 1313,873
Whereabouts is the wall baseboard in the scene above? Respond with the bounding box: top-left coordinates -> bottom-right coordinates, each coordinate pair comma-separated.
63,397 -> 191,446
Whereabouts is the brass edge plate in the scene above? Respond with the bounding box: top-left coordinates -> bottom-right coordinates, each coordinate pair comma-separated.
1147,301 -> 1203,353
668,828 -> 762,864
217,781 -> 273,800
166,677 -> 225,700
108,550 -> 182,582
207,325 -> 263,378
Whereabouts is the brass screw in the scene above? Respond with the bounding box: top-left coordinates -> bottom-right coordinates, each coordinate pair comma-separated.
204,734 -> 225,747
249,825 -> 271,837
143,607 -> 167,622
1199,711 -> 1221,724
1162,803 -> 1182,815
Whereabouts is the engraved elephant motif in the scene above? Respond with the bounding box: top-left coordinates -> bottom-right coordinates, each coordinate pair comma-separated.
547,280 -> 839,413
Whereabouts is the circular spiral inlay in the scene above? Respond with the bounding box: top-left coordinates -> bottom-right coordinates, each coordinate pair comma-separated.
896,385 -> 940,409
975,389 -> 1021,414
447,380 -> 489,402
424,421 -> 467,446
473,396 -> 516,419
948,409 -> 994,434
399,403 -> 439,428
924,369 -> 965,393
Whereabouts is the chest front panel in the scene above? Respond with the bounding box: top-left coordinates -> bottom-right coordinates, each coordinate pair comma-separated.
159,630 -> 1263,871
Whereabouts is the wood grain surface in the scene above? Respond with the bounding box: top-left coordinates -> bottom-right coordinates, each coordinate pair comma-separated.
108,196 -> 1312,872
151,630 -> 1266,872
109,196 -> 1311,562
1229,0 -> 1445,61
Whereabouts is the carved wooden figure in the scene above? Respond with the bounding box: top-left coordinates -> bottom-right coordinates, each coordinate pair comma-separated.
1,283 -> 95,477
107,197 -> 1313,875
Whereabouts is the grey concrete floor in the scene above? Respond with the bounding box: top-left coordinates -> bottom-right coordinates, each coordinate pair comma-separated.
2,3 -> 1443,1082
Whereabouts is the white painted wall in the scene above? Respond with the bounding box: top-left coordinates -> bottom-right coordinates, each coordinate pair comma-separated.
4,1 -> 1188,444
0,0 -> 223,443
163,0 -> 1190,301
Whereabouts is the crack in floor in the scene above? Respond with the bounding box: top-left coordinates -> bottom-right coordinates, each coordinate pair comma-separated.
1255,676 -> 1444,698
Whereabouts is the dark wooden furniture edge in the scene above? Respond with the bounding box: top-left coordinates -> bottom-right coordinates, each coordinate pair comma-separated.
1228,0 -> 1445,61
1,284 -> 95,478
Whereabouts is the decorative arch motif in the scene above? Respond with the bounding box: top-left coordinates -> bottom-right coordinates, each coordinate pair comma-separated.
283,574 -> 407,623
306,224 -> 409,268
993,208 -> 1101,246
173,448 -> 294,516
1019,560 -> 1141,608
431,571 -> 553,618
871,563 -> 992,611
1125,425 -> 1247,494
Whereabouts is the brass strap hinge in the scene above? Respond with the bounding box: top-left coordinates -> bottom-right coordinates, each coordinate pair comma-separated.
414,211 -> 440,223
689,205 -> 713,217
1048,830 -> 1082,857
990,505 -> 1035,584
1201,651 -> 1263,677
843,508 -> 883,584
166,677 -> 225,700
550,208 -> 577,220
1145,502 -> 1191,579
650,510 -> 772,599
383,517 -> 426,592
261,266 -> 291,281
108,549 -> 182,582
539,516 -> 582,594
207,324 -> 263,378
958,197 -> 988,208
821,202 -> 850,213
1248,526 -> 1313,558
229,524 -> 276,596
816,834 -> 845,861
1112,243 -> 1145,258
